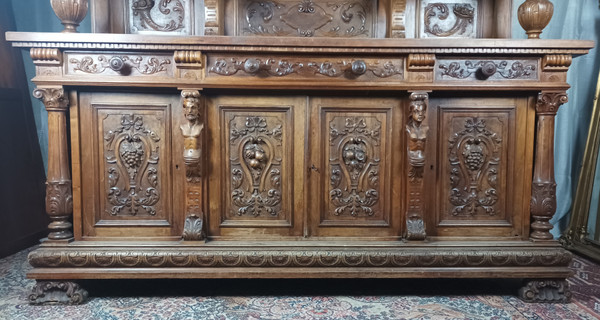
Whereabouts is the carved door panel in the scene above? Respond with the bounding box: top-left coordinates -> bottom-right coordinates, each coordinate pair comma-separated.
308,97 -> 403,238
206,95 -> 306,239
428,96 -> 533,238
78,92 -> 185,239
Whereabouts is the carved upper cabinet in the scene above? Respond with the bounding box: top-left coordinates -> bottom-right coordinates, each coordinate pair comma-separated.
91,0 -> 513,38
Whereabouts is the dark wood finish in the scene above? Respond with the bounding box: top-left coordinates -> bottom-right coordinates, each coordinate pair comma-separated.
6,21 -> 593,304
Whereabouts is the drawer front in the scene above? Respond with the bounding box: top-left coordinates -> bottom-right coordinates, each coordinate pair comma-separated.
77,92 -> 185,239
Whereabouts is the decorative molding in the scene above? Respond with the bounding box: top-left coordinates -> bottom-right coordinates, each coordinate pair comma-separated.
204,0 -> 222,35
30,48 -> 62,64
68,54 -> 172,75
518,279 -> 571,303
104,114 -> 161,216
174,50 -> 203,64
542,55 -> 572,71
437,60 -> 537,80
29,281 -> 88,305
33,87 -> 69,112
535,91 -> 568,115
180,90 -> 203,183
240,0 -> 375,38
422,1 -> 477,38
390,0 -> 407,38
448,117 -> 502,216
329,116 -> 381,217
28,247 -> 573,268
407,54 -> 435,71
405,92 -> 428,240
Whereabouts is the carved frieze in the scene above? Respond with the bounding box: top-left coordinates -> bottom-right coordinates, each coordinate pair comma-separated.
239,0 -> 376,37
229,115 -> 284,217
447,117 -> 503,217
28,247 -> 573,268
129,0 -> 191,34
67,54 -> 173,76
103,114 -> 161,216
208,56 -> 403,79
437,60 -> 538,81
328,116 -> 381,217
420,0 -> 478,38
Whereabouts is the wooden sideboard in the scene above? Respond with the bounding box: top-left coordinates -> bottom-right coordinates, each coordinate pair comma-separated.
6,29 -> 593,304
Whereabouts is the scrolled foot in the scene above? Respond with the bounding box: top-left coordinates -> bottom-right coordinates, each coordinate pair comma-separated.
518,279 -> 571,303
29,281 -> 88,305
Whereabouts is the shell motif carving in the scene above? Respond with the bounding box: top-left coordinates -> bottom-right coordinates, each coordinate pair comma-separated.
230,116 -> 283,216
448,117 -> 502,216
329,117 -> 381,217
104,114 -> 161,216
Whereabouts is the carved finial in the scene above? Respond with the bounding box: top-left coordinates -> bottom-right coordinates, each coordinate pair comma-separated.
518,0 -> 554,39
50,0 -> 89,33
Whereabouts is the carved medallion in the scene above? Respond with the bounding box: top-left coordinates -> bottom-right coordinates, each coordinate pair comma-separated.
103,114 -> 161,216
329,116 -> 381,217
448,117 -> 502,216
421,1 -> 477,38
241,0 -> 375,37
229,116 -> 284,217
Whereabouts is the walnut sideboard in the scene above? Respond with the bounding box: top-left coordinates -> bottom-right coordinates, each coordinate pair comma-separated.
6,31 -> 593,304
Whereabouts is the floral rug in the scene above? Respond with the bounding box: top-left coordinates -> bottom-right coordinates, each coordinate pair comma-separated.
1,246 -> 599,320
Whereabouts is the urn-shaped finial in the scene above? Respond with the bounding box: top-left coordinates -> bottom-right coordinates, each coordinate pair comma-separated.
50,0 -> 89,33
518,0 -> 554,39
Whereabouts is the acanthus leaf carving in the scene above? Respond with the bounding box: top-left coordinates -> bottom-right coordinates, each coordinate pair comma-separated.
448,117 -> 502,217
104,114 -> 161,216
230,116 -> 283,217
29,281 -> 88,305
131,0 -> 185,32
69,55 -> 172,75
438,60 -> 537,80
424,2 -> 475,38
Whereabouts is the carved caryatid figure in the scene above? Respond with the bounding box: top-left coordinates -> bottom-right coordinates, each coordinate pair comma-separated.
406,96 -> 429,168
180,90 -> 203,182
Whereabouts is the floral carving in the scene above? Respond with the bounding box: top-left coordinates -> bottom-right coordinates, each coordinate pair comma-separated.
104,114 -> 161,216
438,60 -> 537,80
230,116 -> 283,217
448,117 -> 502,216
329,116 -> 381,217
131,0 -> 185,32
210,58 -> 303,76
69,55 -> 171,75
424,2 -> 475,38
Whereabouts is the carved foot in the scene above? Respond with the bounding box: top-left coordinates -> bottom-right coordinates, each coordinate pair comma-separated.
406,217 -> 426,240
29,281 -> 88,305
182,214 -> 206,241
518,279 -> 571,303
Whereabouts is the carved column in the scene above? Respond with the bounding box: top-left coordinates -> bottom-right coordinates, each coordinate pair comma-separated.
180,89 -> 206,241
530,91 -> 568,240
405,92 -> 429,240
33,87 -> 73,240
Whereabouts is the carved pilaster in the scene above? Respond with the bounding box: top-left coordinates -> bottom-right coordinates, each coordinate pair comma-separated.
180,89 -> 206,241
29,281 -> 88,305
530,92 -> 568,240
33,87 -> 73,241
518,279 -> 571,303
204,0 -> 223,35
405,92 -> 429,240
390,0 -> 407,38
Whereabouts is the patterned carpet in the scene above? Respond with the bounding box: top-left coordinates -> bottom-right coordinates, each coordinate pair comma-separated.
1,246 -> 599,320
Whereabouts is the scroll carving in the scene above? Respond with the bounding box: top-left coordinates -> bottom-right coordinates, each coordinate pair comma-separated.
29,281 -> 88,305
69,55 -> 171,75
211,58 -> 303,76
518,279 -> 571,303
329,117 -> 381,217
33,87 -> 73,240
423,2 -> 476,38
131,0 -> 185,32
180,90 -> 203,183
104,114 -> 161,216
535,92 -> 568,115
229,116 -> 283,216
405,92 -> 428,239
448,117 -> 502,216
438,60 -> 537,80
241,0 -> 375,37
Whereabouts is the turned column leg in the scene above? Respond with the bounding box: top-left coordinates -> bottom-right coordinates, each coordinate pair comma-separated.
530,92 -> 568,241
33,87 -> 73,241
29,280 -> 88,305
405,92 -> 429,240
180,89 -> 206,241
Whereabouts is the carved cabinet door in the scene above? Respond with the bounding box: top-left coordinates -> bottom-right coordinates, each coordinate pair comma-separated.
206,95 -> 306,239
77,92 -> 186,240
427,96 -> 533,239
308,97 -> 403,238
